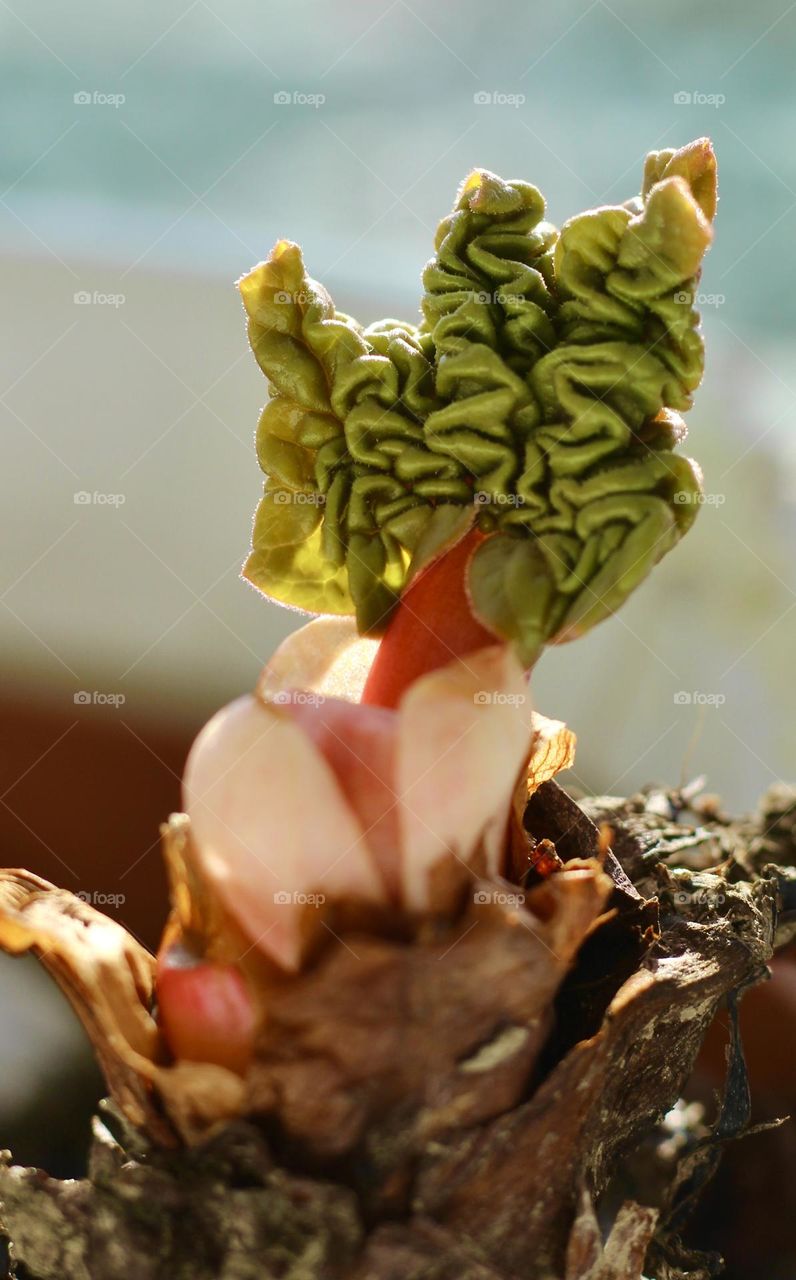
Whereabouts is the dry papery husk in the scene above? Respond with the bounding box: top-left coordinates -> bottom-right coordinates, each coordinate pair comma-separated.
0,781 -> 790,1280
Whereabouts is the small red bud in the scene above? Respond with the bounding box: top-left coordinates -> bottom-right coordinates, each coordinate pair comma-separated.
157,943 -> 257,1075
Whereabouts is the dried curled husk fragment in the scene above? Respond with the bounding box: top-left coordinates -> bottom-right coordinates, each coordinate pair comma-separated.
0,870 -> 248,1145
0,872 -> 162,1134
240,140 -> 716,661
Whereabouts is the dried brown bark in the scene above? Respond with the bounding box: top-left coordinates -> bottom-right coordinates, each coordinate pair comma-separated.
1,782 -> 794,1280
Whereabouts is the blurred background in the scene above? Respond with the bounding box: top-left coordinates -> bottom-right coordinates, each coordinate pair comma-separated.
0,1 -> 794,1275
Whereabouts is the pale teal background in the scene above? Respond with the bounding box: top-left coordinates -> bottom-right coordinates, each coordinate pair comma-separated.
1,0 -> 794,811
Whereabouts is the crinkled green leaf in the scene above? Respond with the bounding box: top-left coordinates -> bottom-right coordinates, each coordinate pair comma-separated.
468,535 -> 558,667
407,503 -> 476,584
242,494 -> 354,616
239,241 -> 445,631
239,140 -> 717,659
641,136 -> 718,223
420,168 -> 556,495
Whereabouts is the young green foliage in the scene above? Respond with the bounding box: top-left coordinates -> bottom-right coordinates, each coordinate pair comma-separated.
239,139 -> 716,663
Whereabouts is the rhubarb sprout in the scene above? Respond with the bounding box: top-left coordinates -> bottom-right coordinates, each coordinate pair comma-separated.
240,138 -> 716,665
